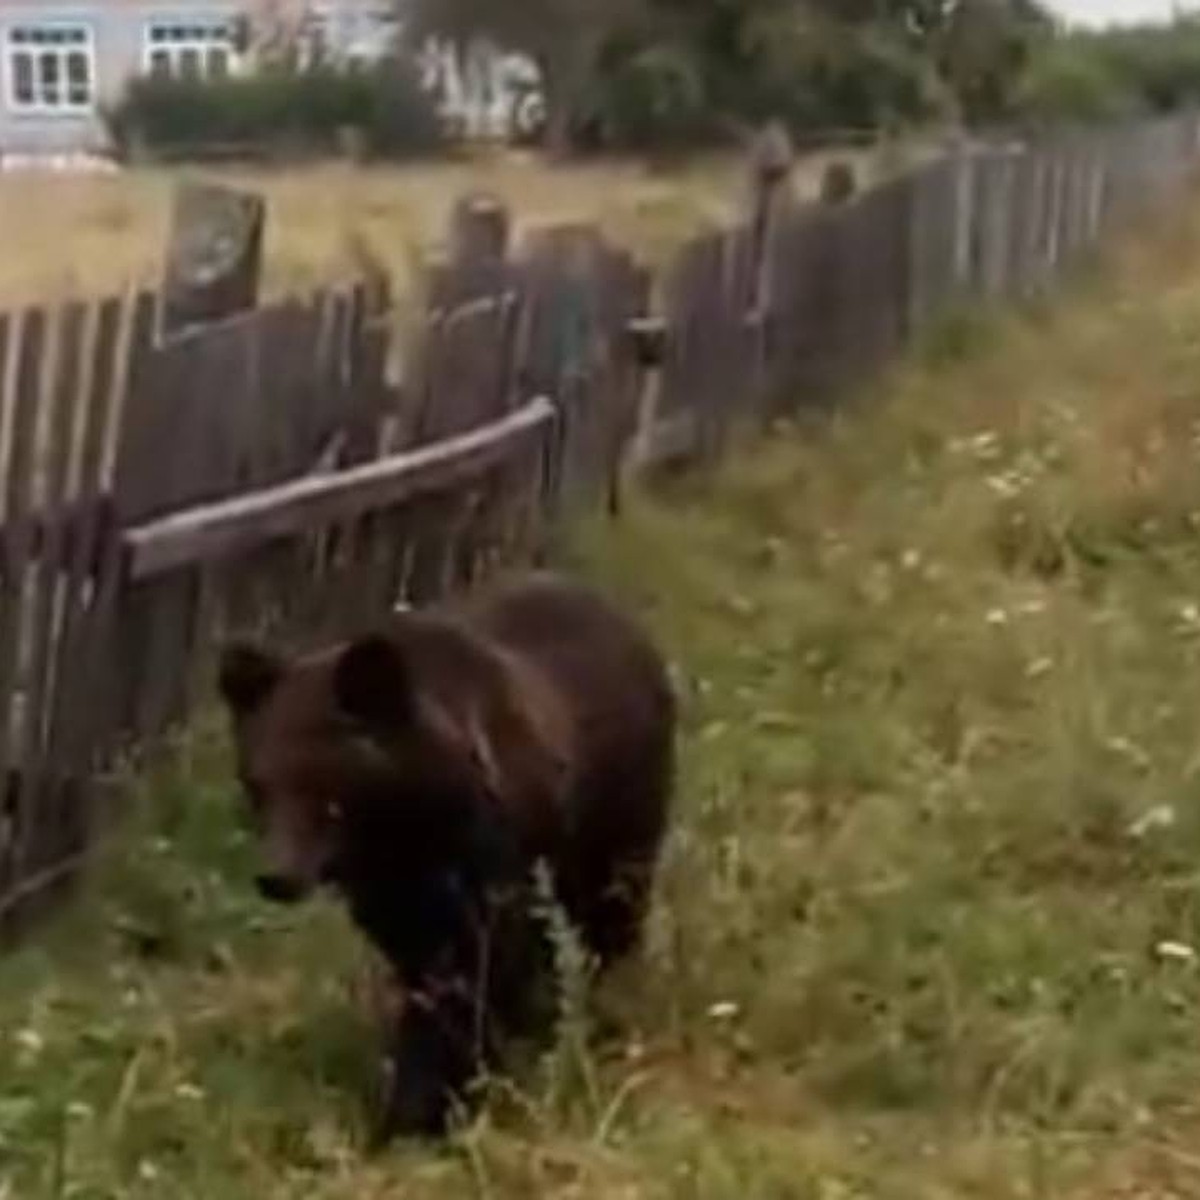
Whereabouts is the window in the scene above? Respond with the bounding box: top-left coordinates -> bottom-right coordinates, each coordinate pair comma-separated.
295,9 -> 331,70
5,25 -> 94,112
144,21 -> 235,81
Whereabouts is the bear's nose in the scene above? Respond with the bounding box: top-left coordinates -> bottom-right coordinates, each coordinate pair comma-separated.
256,873 -> 306,904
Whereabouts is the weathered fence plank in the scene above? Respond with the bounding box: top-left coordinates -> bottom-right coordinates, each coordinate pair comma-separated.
125,397 -> 556,580
0,308 -> 50,934
14,302 -> 91,924
49,298 -> 122,775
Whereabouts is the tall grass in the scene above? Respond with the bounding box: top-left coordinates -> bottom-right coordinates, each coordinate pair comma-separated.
0,143 -> 910,308
0,155 -> 746,307
5,196 -> 1200,1198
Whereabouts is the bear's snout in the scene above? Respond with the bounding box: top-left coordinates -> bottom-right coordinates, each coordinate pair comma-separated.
256,872 -> 310,905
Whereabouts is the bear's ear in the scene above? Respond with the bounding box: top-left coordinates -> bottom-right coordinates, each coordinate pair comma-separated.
218,643 -> 283,717
333,634 -> 413,731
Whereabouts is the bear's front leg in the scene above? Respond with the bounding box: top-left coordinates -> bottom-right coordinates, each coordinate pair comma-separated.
373,977 -> 484,1145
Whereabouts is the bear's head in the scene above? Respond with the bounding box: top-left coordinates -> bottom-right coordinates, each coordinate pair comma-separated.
218,616 -> 571,908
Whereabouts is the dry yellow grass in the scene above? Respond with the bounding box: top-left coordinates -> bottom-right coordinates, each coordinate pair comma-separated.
0,145 -> 899,307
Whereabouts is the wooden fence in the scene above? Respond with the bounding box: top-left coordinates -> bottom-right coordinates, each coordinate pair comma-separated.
1,110 -> 1199,941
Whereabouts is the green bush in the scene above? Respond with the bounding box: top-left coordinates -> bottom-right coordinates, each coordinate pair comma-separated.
105,63 -> 444,161
696,11 -> 940,138
1016,39 -> 1142,125
1014,18 -> 1200,127
592,43 -> 712,150
1092,20 -> 1200,112
581,17 -> 943,152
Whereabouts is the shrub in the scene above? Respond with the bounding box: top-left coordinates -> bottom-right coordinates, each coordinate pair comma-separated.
1016,39 -> 1142,125
1093,21 -> 1200,112
1017,19 -> 1200,126
591,43 -> 712,150
105,63 -> 444,161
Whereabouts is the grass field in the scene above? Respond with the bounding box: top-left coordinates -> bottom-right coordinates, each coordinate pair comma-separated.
6,190 -> 1200,1196
0,145 -> 898,307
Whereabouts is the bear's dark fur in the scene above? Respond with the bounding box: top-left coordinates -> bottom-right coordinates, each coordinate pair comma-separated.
218,572 -> 675,1141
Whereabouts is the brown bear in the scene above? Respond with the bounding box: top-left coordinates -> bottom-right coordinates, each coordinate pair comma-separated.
217,572 -> 675,1142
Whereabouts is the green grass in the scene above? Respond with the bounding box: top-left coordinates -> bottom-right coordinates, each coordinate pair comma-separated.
8,204 -> 1200,1198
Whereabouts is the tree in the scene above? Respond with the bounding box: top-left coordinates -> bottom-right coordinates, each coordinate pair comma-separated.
654,0 -> 1052,129
928,0 -> 1053,122
800,0 -> 1053,123
404,0 -> 1060,152
404,0 -> 646,154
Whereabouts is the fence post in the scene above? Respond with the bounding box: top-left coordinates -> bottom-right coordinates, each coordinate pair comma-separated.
451,190 -> 510,266
949,133 -> 976,295
819,161 -> 858,206
980,146 -> 1018,301
426,191 -> 513,310
747,120 -> 793,291
126,183 -> 266,756
161,182 -> 265,338
745,120 -> 794,419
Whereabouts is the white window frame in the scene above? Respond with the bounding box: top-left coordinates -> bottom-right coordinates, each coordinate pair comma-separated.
294,6 -> 333,72
142,19 -> 237,82
4,23 -> 96,115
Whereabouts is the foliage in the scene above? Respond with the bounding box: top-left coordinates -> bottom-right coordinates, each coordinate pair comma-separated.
925,0 -> 1053,122
1005,16 -> 1200,128
1084,18 -> 1200,113
403,0 -> 1061,150
728,9 -> 945,133
397,0 -> 1200,149
597,0 -> 947,143
104,63 -> 444,161
588,42 -> 711,151
1016,37 -> 1141,125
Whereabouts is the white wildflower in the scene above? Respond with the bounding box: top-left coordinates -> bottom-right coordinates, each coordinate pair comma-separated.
971,431 -> 1002,461
1155,941 -> 1197,965
1129,806 -> 1176,838
707,1001 -> 740,1022
14,1029 -> 42,1055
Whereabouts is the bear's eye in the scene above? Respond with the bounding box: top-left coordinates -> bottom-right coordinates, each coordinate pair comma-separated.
325,798 -> 343,824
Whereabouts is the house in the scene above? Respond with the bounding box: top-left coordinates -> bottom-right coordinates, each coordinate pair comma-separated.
0,0 -> 354,158
0,0 -> 541,162
3,0 -> 234,157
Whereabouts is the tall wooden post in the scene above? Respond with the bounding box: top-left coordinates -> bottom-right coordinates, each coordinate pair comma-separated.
820,161 -> 858,206
161,182 -> 265,338
746,120 -> 794,416
427,191 -> 513,310
450,190 -> 510,267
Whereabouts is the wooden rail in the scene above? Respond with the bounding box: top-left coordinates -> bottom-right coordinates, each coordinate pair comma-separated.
123,397 -> 556,581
